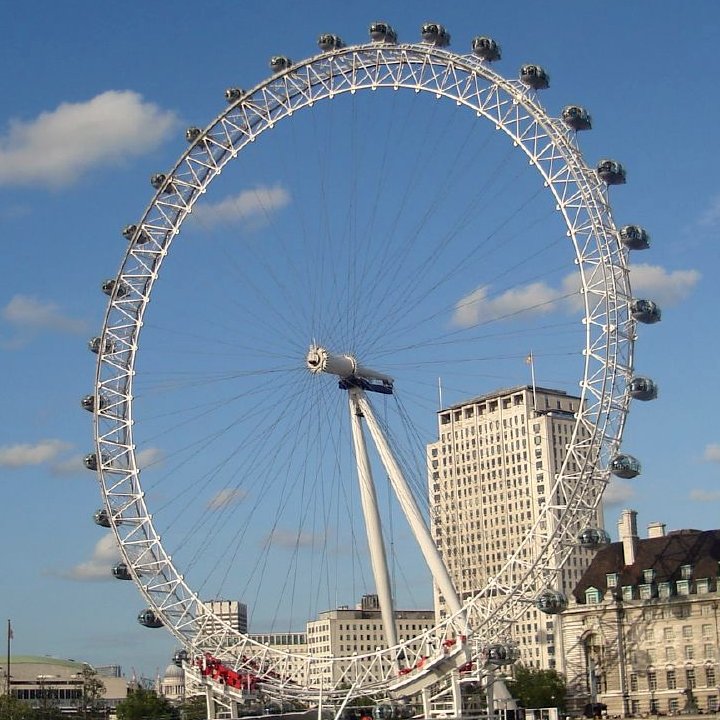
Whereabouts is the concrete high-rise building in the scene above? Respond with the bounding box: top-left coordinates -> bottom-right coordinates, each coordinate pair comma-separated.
203,599 -> 248,635
306,594 -> 436,688
427,384 -> 602,671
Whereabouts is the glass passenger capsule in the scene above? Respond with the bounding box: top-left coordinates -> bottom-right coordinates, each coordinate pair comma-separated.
610,454 -> 641,479
629,376 -> 658,401
224,87 -> 244,103
173,649 -> 189,667
520,64 -> 550,90
101,279 -> 130,298
562,105 -> 592,131
150,173 -> 174,193
536,590 -> 568,614
88,336 -> 115,355
471,36 -> 501,61
421,23 -> 450,47
83,453 -> 100,471
269,56 -> 292,73
631,298 -> 661,324
112,562 -> 132,581
596,159 -> 626,185
486,643 -> 520,666
138,609 -> 163,628
185,127 -> 202,143
93,508 -> 112,528
317,34 -> 345,51
578,527 -> 611,549
369,22 -> 397,44
122,224 -> 151,244
80,394 -> 106,412
619,225 -> 650,250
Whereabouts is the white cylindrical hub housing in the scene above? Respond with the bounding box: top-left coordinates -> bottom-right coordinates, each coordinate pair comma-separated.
306,345 -> 393,384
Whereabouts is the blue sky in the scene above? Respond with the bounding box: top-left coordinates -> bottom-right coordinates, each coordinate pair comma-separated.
1,1 -> 719,680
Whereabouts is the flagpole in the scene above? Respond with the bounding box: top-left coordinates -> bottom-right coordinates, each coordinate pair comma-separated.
527,352 -> 537,412
6,619 -> 11,696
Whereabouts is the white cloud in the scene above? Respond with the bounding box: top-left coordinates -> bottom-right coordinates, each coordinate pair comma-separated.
453,281 -> 562,327
62,534 -> 120,582
703,444 -> 720,463
603,479 -> 635,506
207,488 -> 247,510
0,439 -> 71,468
698,193 -> 720,228
452,261 -> 699,329
51,454 -> 86,476
191,185 -> 291,229
0,91 -> 178,188
630,264 -> 700,306
268,529 -> 324,548
3,295 -> 87,334
136,447 -> 164,469
690,489 -> 720,502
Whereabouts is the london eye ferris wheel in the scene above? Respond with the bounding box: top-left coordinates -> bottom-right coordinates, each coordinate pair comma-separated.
83,21 -> 658,707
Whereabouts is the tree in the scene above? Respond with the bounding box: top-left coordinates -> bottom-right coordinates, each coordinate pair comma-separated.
506,665 -> 567,710
80,665 -> 106,720
0,695 -> 41,720
115,688 -> 177,720
177,695 -> 206,720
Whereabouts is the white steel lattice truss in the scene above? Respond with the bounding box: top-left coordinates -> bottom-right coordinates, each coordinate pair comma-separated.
92,42 -> 634,702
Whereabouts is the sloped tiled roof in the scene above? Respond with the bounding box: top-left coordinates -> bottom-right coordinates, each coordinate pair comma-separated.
573,529 -> 720,602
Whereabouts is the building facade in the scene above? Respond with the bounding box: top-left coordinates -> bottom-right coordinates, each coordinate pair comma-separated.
427,385 -> 601,671
563,510 -> 720,717
306,594 -> 436,687
248,631 -> 308,687
0,656 -> 128,711
203,599 -> 248,635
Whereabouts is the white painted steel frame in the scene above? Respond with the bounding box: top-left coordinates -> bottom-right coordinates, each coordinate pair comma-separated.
348,389 -> 399,655
92,40 -> 634,701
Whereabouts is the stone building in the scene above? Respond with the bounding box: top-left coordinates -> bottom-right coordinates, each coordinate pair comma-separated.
563,510 -> 720,717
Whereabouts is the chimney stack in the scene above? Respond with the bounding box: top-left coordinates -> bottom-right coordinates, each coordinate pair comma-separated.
647,521 -> 666,539
617,509 -> 639,566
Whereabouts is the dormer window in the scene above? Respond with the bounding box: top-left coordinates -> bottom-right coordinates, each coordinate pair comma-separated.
606,573 -> 618,588
643,568 -> 655,584
681,564 -> 692,580
586,587 -> 601,604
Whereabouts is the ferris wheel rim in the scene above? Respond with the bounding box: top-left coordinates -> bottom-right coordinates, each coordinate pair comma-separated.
91,37 -> 634,696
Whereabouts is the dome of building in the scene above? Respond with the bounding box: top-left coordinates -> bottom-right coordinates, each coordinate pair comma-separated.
163,663 -> 184,680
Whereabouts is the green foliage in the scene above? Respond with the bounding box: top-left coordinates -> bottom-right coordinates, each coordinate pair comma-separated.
177,695 -> 206,720
0,695 -> 42,720
115,687 -> 177,720
505,665 -> 567,710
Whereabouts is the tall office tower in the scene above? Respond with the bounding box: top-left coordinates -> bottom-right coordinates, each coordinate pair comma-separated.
203,599 -> 249,635
427,385 -> 603,671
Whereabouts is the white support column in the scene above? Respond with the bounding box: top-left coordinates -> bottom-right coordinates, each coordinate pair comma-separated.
205,685 -> 216,719
349,389 -> 399,653
355,392 -> 464,619
450,669 -> 462,718
485,666 -> 496,720
421,687 -> 432,719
